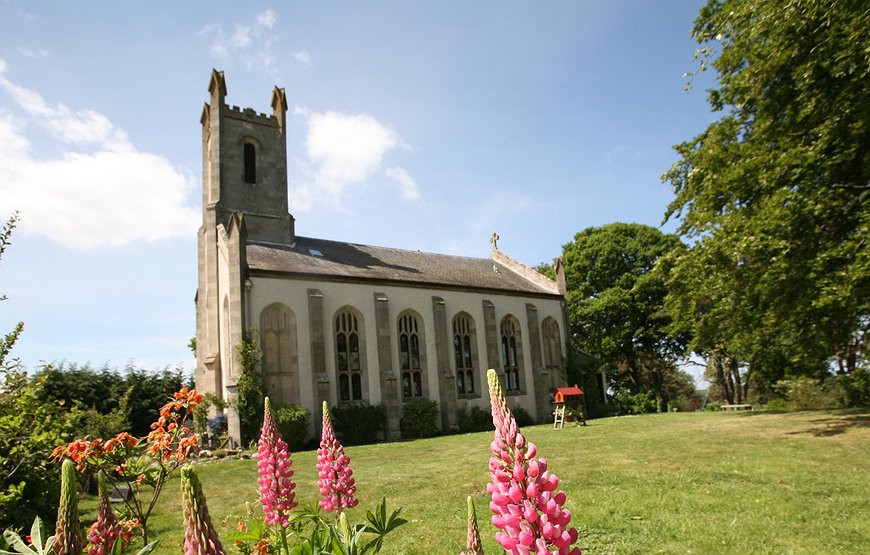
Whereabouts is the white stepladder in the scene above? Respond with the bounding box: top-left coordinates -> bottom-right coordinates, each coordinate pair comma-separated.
553,404 -> 566,429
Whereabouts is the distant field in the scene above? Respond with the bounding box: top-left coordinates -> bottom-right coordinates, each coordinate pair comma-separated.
82,409 -> 870,554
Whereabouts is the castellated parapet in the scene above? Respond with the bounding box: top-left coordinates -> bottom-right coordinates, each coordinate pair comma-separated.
201,69 -> 295,245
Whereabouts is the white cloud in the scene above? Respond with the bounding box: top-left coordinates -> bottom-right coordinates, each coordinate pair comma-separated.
385,166 -> 421,202
0,61 -> 198,250
257,10 -> 276,29
200,11 -> 281,76
306,111 -> 399,193
230,26 -> 252,48
18,45 -> 49,58
294,50 -> 311,65
289,110 -> 418,210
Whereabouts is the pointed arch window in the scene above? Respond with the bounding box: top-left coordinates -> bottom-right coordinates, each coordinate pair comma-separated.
260,303 -> 298,405
335,308 -> 365,402
500,315 -> 523,393
244,142 -> 256,183
542,317 -> 563,390
453,313 -> 478,397
398,312 -> 425,400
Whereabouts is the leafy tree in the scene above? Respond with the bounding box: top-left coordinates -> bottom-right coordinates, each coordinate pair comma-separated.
664,0 -> 869,391
122,365 -> 189,436
561,223 -> 689,405
0,212 -> 71,529
0,367 -> 71,530
0,213 -> 23,368
37,363 -> 188,437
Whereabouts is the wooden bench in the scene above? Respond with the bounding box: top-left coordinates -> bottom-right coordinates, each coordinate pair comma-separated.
720,404 -> 753,411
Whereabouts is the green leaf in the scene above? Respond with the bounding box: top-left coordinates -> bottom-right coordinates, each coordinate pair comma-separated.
111,536 -> 124,555
2,530 -> 36,555
28,518 -> 44,553
134,540 -> 160,555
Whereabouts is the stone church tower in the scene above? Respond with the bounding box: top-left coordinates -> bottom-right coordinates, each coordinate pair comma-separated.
195,70 -> 571,446
195,70 -> 296,440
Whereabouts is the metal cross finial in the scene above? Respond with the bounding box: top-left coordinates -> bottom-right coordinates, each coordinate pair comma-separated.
490,232 -> 500,251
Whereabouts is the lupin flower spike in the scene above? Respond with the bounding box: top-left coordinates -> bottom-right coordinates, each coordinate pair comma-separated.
257,397 -> 298,527
486,369 -> 581,555
317,401 -> 359,513
180,465 -> 226,555
55,459 -> 84,555
87,473 -> 124,555
461,496 -> 484,555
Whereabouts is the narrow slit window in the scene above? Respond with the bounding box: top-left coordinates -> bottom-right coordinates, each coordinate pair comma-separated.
244,143 -> 256,183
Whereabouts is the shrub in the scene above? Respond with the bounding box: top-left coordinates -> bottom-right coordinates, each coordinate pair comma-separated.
208,413 -> 227,437
586,396 -> 615,418
67,402 -> 130,440
456,404 -> 494,433
613,390 -> 658,415
775,376 -> 846,410
273,403 -> 310,450
399,399 -> 439,439
37,363 -> 189,437
234,333 -> 264,446
332,403 -> 386,445
193,392 -> 226,435
839,369 -> 870,407
0,366 -> 71,530
511,405 -> 535,427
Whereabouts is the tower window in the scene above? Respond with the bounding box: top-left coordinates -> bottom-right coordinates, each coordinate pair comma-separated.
244,142 -> 256,183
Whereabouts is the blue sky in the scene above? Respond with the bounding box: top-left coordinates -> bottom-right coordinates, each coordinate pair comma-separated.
0,1 -> 715,376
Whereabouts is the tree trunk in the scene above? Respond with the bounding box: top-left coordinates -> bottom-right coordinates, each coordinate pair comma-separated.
709,351 -> 735,404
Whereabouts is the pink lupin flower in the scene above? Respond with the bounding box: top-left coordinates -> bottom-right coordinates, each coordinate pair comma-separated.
180,465 -> 226,555
87,474 -> 124,555
316,401 -> 358,513
486,369 -> 581,555
257,397 -> 298,527
461,496 -> 484,555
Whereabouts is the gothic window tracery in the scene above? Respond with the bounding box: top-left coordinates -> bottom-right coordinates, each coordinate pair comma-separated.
335,308 -> 365,402
453,313 -> 477,396
398,312 -> 425,400
500,315 -> 523,393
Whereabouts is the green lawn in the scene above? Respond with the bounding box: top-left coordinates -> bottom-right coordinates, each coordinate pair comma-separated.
84,409 -> 870,554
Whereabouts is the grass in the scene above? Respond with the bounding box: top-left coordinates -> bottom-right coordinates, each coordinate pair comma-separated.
81,409 -> 870,554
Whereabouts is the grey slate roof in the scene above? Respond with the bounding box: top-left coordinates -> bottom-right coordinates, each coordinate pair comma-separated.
246,236 -> 559,296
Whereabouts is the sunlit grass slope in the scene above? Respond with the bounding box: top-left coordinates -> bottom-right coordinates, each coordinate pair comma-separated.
84,410 -> 870,554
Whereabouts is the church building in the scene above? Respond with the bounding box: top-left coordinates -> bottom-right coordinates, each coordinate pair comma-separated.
195,70 -> 571,444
